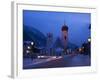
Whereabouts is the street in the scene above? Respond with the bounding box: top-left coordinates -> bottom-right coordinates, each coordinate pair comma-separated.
23,54 -> 90,69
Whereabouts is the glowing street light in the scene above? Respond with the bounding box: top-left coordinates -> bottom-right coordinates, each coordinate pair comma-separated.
26,50 -> 30,53
79,48 -> 82,52
31,42 -> 34,45
27,46 -> 31,49
88,38 -> 91,42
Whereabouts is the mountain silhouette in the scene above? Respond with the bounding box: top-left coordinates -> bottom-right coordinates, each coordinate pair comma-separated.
23,25 -> 46,47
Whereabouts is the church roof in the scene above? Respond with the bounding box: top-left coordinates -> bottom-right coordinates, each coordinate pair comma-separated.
61,24 -> 68,31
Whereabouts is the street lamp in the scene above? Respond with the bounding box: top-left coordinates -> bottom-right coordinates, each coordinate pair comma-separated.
26,50 -> 30,53
88,38 -> 91,42
31,42 -> 34,45
27,46 -> 31,49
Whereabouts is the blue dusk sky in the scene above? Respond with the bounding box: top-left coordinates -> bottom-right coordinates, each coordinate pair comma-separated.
23,10 -> 91,47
